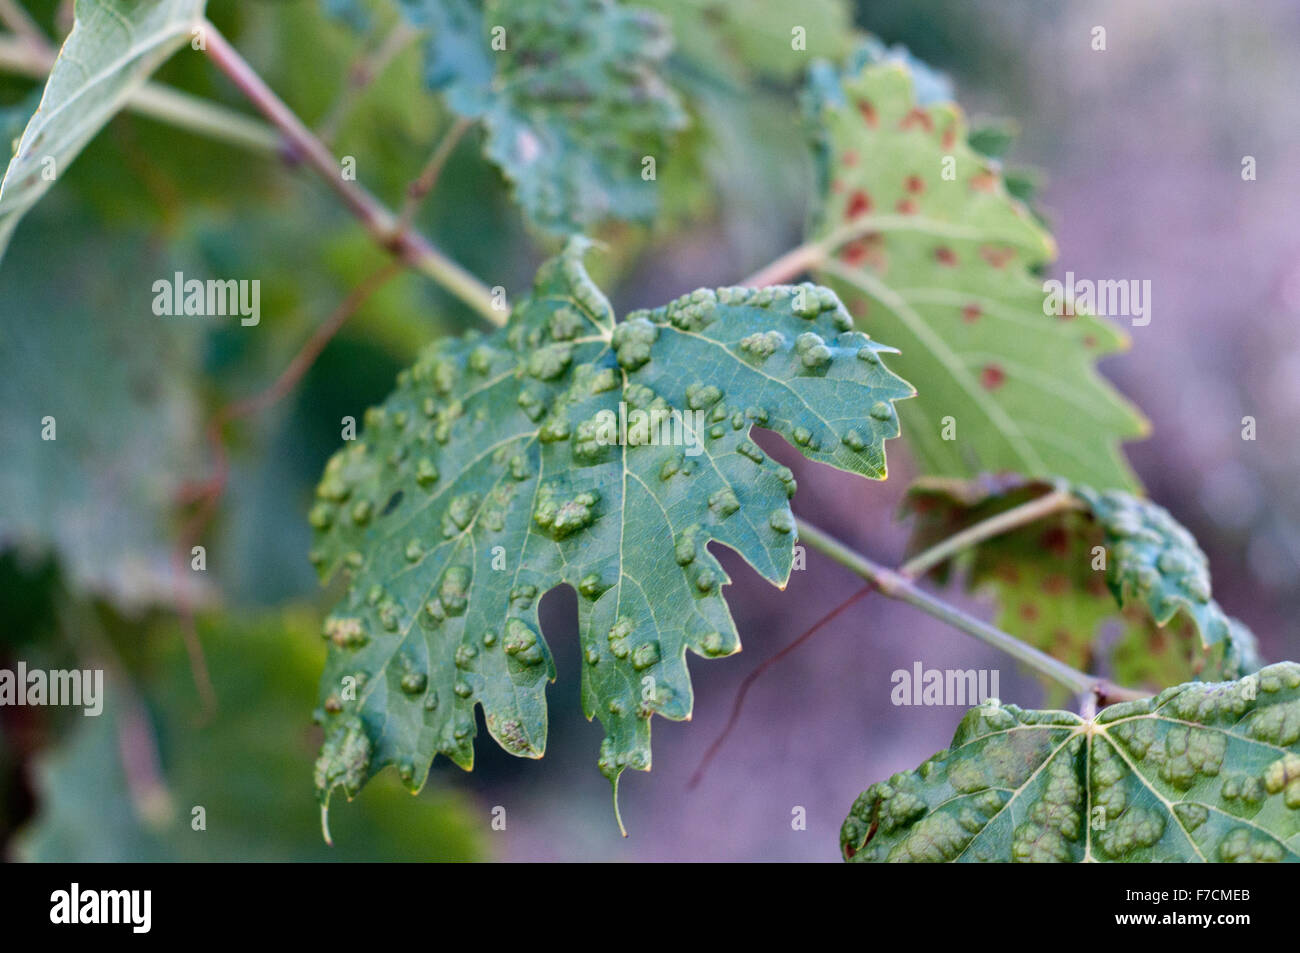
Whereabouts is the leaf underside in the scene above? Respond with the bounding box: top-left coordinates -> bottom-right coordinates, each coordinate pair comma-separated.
843,663 -> 1300,862
807,47 -> 1148,490
904,475 -> 1262,697
0,0 -> 205,262
309,239 -> 913,819
397,0 -> 686,233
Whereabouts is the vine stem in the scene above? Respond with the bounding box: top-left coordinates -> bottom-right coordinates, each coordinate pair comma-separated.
199,21 -> 501,325
794,516 -> 1147,704
399,116 -> 473,231
0,0 -> 45,46
899,488 -> 1080,579
740,214 -> 960,286
0,33 -> 282,154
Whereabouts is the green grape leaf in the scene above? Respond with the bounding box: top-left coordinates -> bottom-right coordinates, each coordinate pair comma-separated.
904,476 -> 1263,697
396,0 -> 686,233
309,239 -> 913,826
0,215 -> 202,608
13,609 -> 484,861
806,46 -> 1147,490
842,662 -> 1300,862
0,0 -> 205,261
641,0 -> 852,85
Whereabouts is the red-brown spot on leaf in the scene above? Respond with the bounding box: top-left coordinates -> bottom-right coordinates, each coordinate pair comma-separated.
980,364 -> 1006,390
842,150 -> 858,167
941,125 -> 956,150
846,190 -> 872,219
934,246 -> 957,267
970,171 -> 998,192
1019,602 -> 1040,622
1042,574 -> 1068,595
895,198 -> 917,215
899,108 -> 934,133
962,304 -> 981,323
840,240 -> 867,266
856,100 -> 878,127
979,245 -> 1015,269
1039,526 -> 1070,558
905,175 -> 925,194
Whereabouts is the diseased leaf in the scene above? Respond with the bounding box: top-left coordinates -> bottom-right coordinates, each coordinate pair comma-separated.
904,476 -> 1263,696
308,239 -> 913,824
395,0 -> 686,233
842,662 -> 1300,862
0,0 -> 206,260
806,45 -> 1147,490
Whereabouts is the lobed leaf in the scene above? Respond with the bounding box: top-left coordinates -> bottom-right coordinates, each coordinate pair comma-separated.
0,0 -> 206,262
842,662 -> 1300,862
308,239 -> 913,824
806,44 -> 1147,490
904,476 -> 1263,695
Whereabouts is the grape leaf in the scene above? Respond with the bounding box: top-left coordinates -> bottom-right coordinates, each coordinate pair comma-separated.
0,214 -> 202,608
0,0 -> 206,261
394,0 -> 686,233
842,662 -> 1300,862
806,45 -> 1148,490
641,0 -> 852,84
308,238 -> 913,826
13,609 -> 484,861
904,476 -> 1263,696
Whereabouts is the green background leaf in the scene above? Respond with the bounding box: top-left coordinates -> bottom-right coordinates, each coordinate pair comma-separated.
0,0 -> 205,259
12,607 -> 484,861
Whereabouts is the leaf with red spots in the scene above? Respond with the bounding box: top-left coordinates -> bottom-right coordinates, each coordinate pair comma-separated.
805,46 -> 1148,491
903,476 -> 1264,702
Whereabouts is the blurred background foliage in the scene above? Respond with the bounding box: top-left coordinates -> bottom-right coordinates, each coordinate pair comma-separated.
2,0 -> 1298,860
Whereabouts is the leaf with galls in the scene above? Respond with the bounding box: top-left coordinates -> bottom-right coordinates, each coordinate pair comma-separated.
843,662 -> 1300,862
392,0 -> 686,234
309,238 -> 913,831
904,475 -> 1263,698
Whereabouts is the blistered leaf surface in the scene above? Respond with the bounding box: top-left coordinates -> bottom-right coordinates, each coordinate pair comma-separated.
843,663 -> 1300,862
905,476 -> 1262,695
398,0 -> 685,233
807,46 -> 1146,490
309,240 -> 912,816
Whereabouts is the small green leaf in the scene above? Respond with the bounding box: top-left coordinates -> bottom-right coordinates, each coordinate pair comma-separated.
396,0 -> 686,233
0,0 -> 206,261
310,238 -> 912,820
806,44 -> 1148,490
904,476 -> 1263,695
843,662 -> 1300,862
